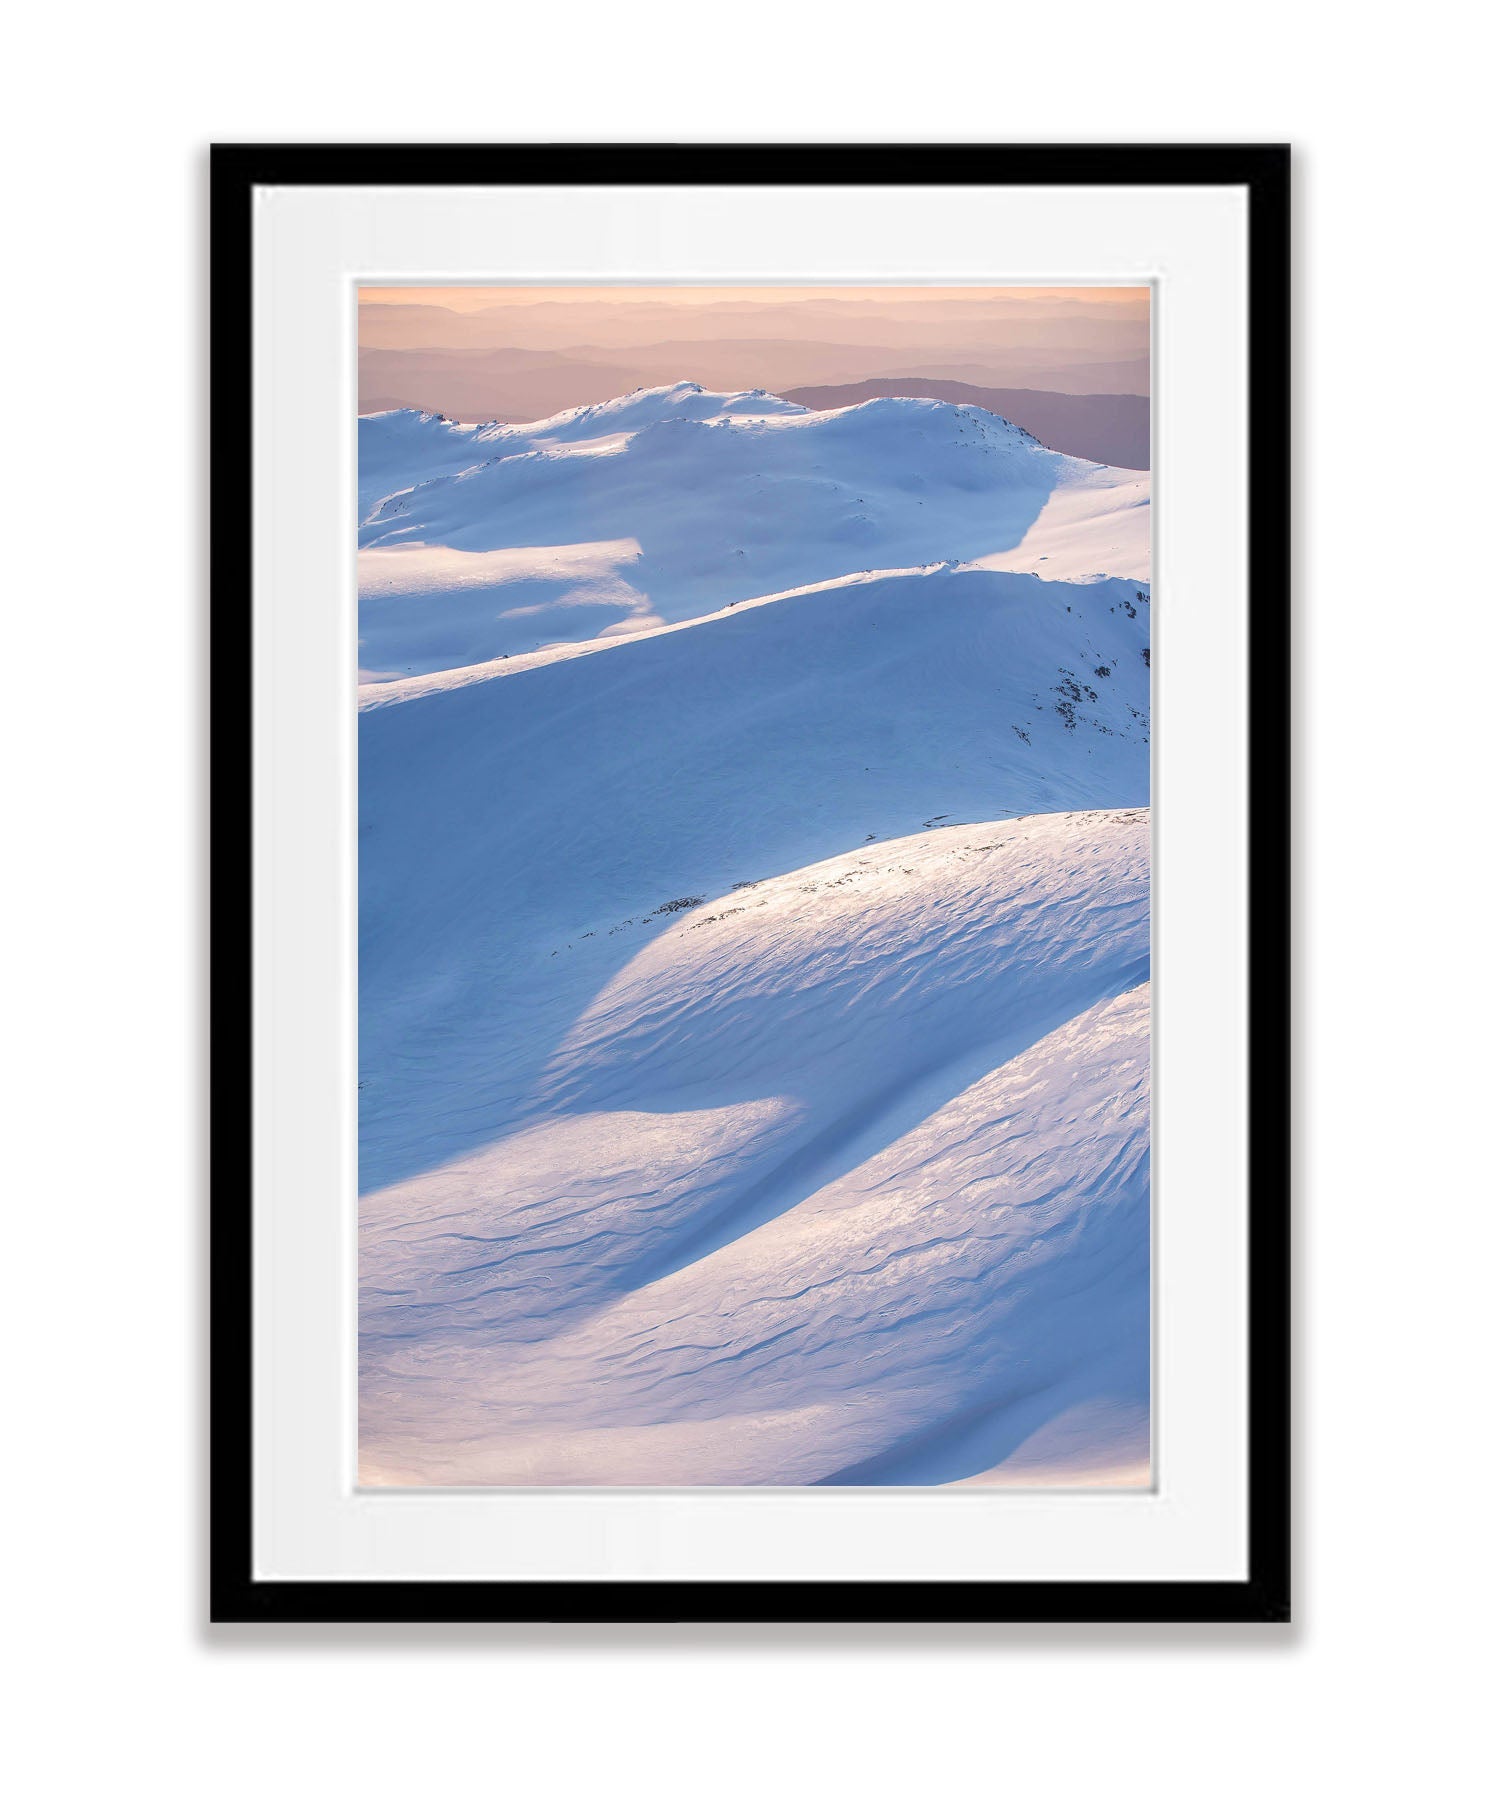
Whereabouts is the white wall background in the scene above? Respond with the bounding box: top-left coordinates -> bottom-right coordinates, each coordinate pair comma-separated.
5,4 -> 1494,1795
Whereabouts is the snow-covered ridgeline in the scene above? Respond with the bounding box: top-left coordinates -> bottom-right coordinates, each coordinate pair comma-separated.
357,382 -> 1148,680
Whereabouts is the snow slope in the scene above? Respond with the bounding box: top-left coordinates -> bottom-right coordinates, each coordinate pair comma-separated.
357,383 -> 1149,677
363,924 -> 1150,1488
359,562 -> 1149,1190
358,382 -> 1151,1486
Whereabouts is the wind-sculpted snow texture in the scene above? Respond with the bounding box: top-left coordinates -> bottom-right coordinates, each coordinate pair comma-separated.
358,384 -> 1152,1486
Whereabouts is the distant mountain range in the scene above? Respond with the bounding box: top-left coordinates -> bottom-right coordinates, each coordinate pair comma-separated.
358,337 -> 1150,436
781,379 -> 1149,469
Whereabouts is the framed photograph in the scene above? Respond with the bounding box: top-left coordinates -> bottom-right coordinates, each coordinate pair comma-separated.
212,143 -> 1290,1623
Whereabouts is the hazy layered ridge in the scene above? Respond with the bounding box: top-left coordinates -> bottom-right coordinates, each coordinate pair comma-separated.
358,381 -> 1151,1486
357,286 -> 1150,421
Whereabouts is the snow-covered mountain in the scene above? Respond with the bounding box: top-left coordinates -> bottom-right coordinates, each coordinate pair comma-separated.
358,383 -> 1151,1487
357,382 -> 1148,677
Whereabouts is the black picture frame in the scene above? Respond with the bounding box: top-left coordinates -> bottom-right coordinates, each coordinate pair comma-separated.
210,142 -> 1290,1626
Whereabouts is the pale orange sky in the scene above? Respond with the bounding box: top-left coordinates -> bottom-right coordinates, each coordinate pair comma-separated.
360,284 -> 1149,309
